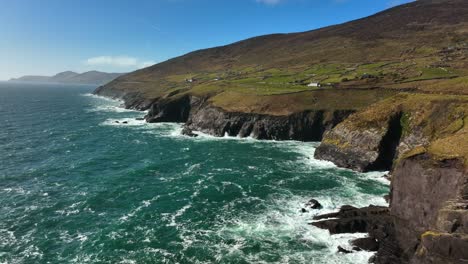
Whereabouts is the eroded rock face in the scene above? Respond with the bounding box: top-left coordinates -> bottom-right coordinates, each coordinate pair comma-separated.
352,237 -> 379,252
311,154 -> 468,264
93,88 -> 355,141
413,232 -> 468,264
391,154 -> 466,236
140,94 -> 354,141
311,205 -> 403,263
184,104 -> 353,141
311,205 -> 390,234
312,95 -> 468,263
389,154 -> 468,264
314,112 -> 403,172
146,95 -> 192,123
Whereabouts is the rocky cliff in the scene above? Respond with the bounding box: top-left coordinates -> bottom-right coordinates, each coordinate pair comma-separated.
314,93 -> 468,263
141,93 -> 354,141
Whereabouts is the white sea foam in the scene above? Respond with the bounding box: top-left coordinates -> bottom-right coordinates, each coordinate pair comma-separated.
119,196 -> 160,222
213,192 -> 385,264
81,93 -> 147,114
360,170 -> 390,185
168,204 -> 193,227
1,187 -> 30,195
278,141 -> 390,185
101,118 -> 147,127
87,105 -> 141,113
197,138 -> 390,186
184,130 -> 258,142
81,93 -> 122,102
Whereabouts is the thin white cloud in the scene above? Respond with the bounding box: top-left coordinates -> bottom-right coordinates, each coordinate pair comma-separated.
139,61 -> 156,68
85,56 -> 155,69
256,0 -> 283,5
86,56 -> 137,67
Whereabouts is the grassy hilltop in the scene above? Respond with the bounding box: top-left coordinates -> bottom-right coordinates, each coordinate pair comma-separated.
100,0 -> 468,115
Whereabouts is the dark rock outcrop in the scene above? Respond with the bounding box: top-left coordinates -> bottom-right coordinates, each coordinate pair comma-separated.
311,205 -> 390,234
352,237 -> 379,252
184,103 -> 353,141
388,154 -> 468,264
337,246 -> 353,254
413,232 -> 468,264
93,86 -> 355,141
312,205 -> 403,263
306,199 -> 323,210
312,154 -> 468,264
181,127 -> 198,137
146,95 -> 193,123
314,111 -> 404,172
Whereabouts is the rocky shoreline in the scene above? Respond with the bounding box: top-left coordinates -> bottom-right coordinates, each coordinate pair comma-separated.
124,92 -> 356,141
93,89 -> 467,263
312,94 -> 468,263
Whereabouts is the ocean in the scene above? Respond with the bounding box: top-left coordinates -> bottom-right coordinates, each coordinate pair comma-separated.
0,82 -> 389,264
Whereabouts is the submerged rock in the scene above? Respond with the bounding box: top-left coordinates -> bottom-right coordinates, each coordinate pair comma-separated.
181,127 -> 198,137
311,205 -> 390,234
306,199 -> 323,209
337,246 -> 353,254
312,205 -> 400,262
351,237 -> 379,252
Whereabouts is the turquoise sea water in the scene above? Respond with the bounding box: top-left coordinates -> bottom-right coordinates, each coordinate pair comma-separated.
0,82 -> 389,264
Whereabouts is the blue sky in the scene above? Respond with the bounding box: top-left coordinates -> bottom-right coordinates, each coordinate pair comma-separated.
0,0 -> 413,80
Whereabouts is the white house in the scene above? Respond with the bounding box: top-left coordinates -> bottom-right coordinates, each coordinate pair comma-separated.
308,82 -> 320,87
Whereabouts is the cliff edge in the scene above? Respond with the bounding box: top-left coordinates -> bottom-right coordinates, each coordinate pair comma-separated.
314,93 -> 468,263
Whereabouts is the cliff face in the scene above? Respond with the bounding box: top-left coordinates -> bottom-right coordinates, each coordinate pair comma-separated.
141,94 -> 354,141
391,154 -> 467,264
315,111 -> 403,172
314,94 -> 468,263
185,103 -> 353,141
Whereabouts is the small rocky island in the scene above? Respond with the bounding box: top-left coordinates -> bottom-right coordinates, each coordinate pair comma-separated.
94,0 -> 468,263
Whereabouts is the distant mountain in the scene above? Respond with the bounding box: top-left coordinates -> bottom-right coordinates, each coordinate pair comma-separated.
10,71 -> 124,85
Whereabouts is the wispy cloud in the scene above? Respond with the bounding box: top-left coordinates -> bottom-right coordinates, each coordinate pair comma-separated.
85,56 -> 155,69
256,0 -> 283,6
139,61 -> 156,68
